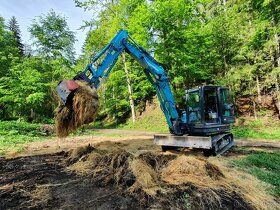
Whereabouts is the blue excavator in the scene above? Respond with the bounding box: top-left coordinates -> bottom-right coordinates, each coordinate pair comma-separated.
57,30 -> 235,156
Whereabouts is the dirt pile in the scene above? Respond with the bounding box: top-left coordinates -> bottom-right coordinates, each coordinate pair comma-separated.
66,145 -> 278,210
55,81 -> 99,138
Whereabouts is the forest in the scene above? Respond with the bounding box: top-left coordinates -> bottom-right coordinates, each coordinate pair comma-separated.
1,1 -> 280,208
0,0 -> 280,123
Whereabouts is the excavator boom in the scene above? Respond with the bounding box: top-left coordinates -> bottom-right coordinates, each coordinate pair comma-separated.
57,30 -> 182,135
56,30 -> 235,155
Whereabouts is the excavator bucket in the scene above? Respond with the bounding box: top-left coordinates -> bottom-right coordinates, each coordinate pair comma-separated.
55,80 -> 99,137
56,80 -> 80,105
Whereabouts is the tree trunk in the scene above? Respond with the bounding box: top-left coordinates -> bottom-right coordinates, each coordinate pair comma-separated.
271,2 -> 280,66
253,100 -> 257,120
30,109 -> 35,122
275,77 -> 280,118
223,55 -> 228,72
112,86 -> 115,120
256,74 -> 261,103
249,82 -> 257,119
122,53 -> 136,123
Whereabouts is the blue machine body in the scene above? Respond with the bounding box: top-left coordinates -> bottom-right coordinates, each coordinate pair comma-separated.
73,30 -> 183,134
56,30 -> 236,155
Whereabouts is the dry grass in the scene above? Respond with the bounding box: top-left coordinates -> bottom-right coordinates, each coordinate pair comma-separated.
55,81 -> 99,138
208,157 -> 279,210
66,145 -> 279,210
161,155 -> 278,210
161,156 -> 224,187
29,185 -> 51,202
129,159 -> 159,196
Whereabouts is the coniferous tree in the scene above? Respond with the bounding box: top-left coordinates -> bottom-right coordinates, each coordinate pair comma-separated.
8,16 -> 24,56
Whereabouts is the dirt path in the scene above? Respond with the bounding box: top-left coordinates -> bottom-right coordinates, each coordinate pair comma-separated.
18,129 -> 280,157
20,132 -> 155,157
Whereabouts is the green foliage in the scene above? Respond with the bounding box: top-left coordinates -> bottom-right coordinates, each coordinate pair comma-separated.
28,9 -> 76,61
0,11 -> 76,121
7,16 -> 24,55
1,0 -> 280,129
233,151 -> 280,196
0,120 -> 42,135
0,121 -> 47,155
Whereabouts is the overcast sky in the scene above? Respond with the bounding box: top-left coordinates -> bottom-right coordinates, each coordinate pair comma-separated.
0,0 -> 93,56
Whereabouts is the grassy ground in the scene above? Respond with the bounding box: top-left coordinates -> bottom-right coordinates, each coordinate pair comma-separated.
0,121 -> 48,155
93,101 -> 280,140
233,151 -> 280,196
0,121 -> 130,156
1,114 -> 279,156
118,103 -> 169,133
93,101 -> 169,133
232,117 -> 280,140
98,116 -> 280,140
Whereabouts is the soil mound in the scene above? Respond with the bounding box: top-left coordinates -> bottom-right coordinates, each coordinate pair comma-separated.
66,146 -> 278,210
55,81 -> 99,138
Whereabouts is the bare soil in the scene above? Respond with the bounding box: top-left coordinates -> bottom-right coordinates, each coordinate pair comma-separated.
0,151 -> 139,210
1,130 -> 279,210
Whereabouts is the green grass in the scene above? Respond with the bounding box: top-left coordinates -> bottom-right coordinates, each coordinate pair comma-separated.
94,116 -> 280,139
233,151 -> 280,196
232,119 -> 280,140
232,126 -> 280,140
118,115 -> 169,133
0,121 -> 49,155
94,101 -> 169,133
119,113 -> 280,139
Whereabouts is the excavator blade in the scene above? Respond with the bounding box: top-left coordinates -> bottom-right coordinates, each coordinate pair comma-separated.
154,133 -> 234,156
56,80 -> 80,105
154,134 -> 212,149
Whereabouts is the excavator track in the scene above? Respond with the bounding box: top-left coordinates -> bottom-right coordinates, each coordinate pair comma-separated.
203,133 -> 234,156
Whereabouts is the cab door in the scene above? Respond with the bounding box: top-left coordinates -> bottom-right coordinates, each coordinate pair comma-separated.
218,87 -> 235,124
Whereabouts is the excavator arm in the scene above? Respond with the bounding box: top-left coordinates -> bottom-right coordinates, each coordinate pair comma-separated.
57,30 -> 183,135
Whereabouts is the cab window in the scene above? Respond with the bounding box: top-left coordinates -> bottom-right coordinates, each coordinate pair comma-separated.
220,88 -> 234,117
187,91 -> 201,123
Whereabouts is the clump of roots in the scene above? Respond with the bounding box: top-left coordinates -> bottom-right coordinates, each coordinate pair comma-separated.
55,81 -> 99,138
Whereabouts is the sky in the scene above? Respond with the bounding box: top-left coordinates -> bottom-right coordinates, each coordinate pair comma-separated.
0,0 -> 93,56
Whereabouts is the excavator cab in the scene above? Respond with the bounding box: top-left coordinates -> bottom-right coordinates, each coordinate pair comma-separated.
185,86 -> 235,135
155,85 -> 235,156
